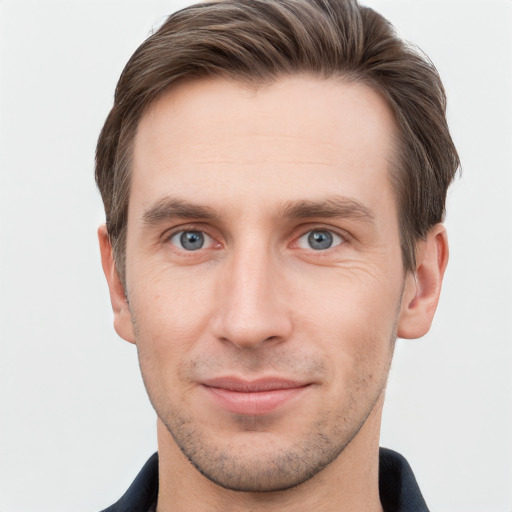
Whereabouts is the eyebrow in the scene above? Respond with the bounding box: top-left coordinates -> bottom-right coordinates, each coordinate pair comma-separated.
142,197 -> 218,226
278,196 -> 375,223
141,195 -> 375,226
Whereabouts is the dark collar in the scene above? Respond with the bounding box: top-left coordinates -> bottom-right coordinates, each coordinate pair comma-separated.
100,453 -> 158,512
101,448 -> 429,512
379,447 -> 429,512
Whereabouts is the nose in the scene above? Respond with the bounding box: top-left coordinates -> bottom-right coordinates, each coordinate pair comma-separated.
211,244 -> 292,350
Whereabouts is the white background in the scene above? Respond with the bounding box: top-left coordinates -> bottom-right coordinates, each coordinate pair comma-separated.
0,1 -> 511,511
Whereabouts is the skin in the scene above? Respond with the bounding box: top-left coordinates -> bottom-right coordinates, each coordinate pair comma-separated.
99,76 -> 448,512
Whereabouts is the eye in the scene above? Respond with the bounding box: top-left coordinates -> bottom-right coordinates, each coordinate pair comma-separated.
169,230 -> 213,251
297,229 -> 344,250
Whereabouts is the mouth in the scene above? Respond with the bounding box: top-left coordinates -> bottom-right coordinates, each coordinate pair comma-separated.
201,377 -> 312,415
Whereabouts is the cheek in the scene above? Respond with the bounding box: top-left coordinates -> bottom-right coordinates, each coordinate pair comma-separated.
128,269 -> 217,380
292,266 -> 402,377
294,262 -> 404,332
131,261 -> 215,327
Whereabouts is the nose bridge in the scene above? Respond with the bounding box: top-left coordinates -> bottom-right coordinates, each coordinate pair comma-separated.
213,238 -> 291,348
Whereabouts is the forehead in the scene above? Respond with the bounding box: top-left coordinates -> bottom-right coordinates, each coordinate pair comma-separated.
131,75 -> 398,219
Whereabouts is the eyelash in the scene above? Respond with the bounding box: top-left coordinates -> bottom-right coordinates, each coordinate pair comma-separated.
163,224 -> 221,252
162,224 -> 349,253
295,229 -> 345,251
168,230 -> 217,251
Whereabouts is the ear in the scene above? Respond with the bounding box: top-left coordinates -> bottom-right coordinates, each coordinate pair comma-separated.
397,224 -> 449,339
98,224 -> 136,344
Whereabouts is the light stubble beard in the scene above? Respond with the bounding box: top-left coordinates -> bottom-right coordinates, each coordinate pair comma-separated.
136,343 -> 395,493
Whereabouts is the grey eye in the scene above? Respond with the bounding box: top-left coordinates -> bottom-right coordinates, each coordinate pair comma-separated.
297,230 -> 344,250
170,230 -> 209,251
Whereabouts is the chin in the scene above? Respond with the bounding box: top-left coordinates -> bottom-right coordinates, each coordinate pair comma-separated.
159,401 -> 372,493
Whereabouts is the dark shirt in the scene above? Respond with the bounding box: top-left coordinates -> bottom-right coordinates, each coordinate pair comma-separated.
101,447 -> 429,512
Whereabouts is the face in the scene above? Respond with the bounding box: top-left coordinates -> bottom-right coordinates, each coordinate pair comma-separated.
118,76 -> 413,491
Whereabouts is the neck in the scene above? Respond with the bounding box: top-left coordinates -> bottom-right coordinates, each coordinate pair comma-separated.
155,399 -> 385,512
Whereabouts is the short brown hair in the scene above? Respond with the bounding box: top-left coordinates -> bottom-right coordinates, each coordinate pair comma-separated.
96,0 -> 459,283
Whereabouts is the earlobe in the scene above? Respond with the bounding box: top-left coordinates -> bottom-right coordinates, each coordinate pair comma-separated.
397,224 -> 449,339
98,225 -> 136,344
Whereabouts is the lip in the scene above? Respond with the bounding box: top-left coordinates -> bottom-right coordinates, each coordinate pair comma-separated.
201,377 -> 311,415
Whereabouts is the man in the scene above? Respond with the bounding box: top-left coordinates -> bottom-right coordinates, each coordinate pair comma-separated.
95,0 -> 459,510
